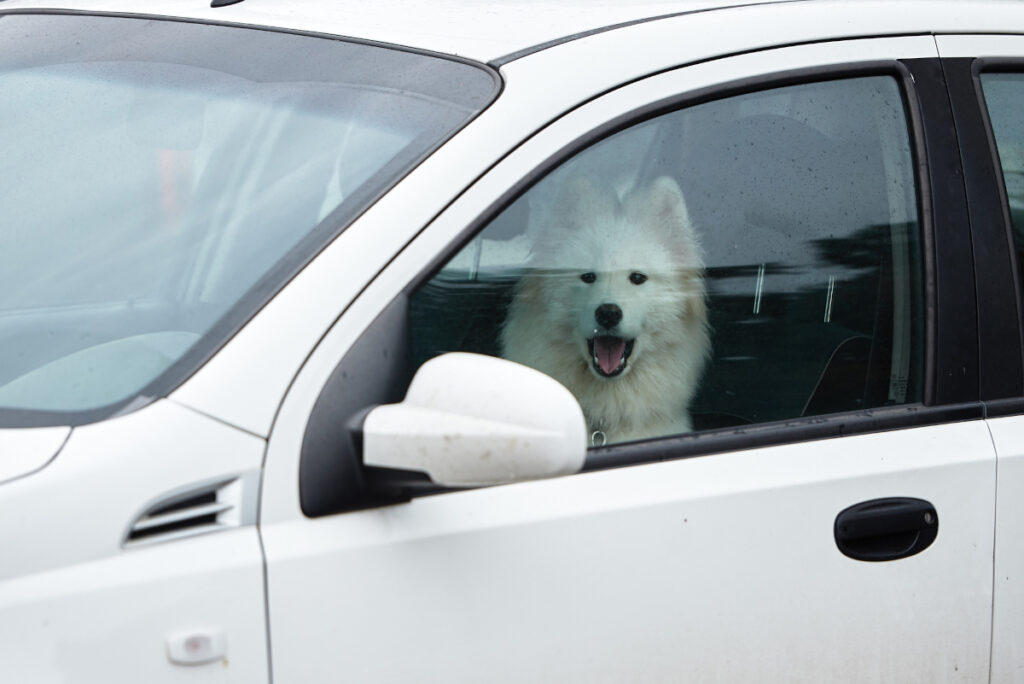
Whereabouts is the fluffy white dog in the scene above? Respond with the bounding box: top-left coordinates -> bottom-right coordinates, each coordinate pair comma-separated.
501,175 -> 709,445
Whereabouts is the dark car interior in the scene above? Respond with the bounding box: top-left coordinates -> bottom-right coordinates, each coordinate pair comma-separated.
408,102 -> 921,430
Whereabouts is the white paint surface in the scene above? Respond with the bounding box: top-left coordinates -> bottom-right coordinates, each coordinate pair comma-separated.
265,421 -> 996,682
364,353 -> 587,486
0,402 -> 268,682
0,426 -> 69,485
986,416 -> 1024,684
5,0 -> 1024,63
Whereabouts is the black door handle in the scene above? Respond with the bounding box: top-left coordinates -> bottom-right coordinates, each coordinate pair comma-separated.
834,497 -> 938,562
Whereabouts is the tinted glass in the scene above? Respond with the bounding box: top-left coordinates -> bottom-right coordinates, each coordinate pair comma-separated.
980,73 -> 1024,299
410,76 -> 923,445
0,14 -> 496,425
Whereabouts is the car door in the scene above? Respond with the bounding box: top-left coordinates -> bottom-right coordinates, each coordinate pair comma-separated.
937,34 -> 1024,684
261,36 -> 996,682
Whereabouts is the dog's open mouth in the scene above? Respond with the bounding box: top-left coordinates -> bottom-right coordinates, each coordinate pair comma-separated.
587,336 -> 635,377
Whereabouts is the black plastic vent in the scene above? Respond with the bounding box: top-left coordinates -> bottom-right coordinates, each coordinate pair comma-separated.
123,476 -> 255,548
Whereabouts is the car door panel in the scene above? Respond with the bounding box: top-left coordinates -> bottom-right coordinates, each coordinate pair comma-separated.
262,36 -> 996,682
263,420 -> 994,682
983,417 -> 1024,684
937,35 -> 1024,683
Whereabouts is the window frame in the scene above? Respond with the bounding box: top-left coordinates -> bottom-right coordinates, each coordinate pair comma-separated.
298,55 -> 981,517
947,57 -> 1024,412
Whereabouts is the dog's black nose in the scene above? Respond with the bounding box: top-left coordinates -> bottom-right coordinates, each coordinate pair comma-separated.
595,303 -> 622,329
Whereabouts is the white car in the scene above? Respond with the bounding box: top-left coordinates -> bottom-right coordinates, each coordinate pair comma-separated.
2,0 -> 1024,681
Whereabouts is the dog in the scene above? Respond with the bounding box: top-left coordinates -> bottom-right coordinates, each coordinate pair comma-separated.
500,175 -> 709,445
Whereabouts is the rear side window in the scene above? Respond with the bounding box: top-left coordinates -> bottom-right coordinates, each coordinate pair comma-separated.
980,73 -> 1024,299
410,75 -> 924,445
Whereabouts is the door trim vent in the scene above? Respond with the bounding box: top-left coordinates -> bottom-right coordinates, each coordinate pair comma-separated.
123,471 -> 259,548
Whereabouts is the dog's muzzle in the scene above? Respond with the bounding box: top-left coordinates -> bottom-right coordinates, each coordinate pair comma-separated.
588,335 -> 634,377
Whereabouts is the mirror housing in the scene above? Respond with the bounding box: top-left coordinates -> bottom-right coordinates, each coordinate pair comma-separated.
362,353 -> 587,487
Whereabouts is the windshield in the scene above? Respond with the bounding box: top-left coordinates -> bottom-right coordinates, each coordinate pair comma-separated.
0,13 -> 498,426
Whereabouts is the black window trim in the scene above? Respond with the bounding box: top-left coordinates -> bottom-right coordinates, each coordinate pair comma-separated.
945,57 -> 1024,417
300,57 -> 982,516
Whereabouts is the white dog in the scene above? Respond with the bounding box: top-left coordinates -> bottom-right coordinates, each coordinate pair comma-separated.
501,175 -> 709,445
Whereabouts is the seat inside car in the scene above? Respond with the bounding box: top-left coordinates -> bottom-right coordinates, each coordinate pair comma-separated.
667,111 -> 901,424
407,102 -> 910,434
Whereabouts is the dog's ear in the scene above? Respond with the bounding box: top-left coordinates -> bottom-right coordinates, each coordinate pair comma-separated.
643,176 -> 691,231
636,176 -> 702,265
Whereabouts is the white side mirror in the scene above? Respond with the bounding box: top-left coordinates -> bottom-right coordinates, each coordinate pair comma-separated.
363,353 -> 587,487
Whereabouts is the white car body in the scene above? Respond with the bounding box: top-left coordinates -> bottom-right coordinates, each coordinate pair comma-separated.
2,0 -> 1024,681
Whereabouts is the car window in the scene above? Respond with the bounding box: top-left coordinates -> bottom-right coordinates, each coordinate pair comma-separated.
0,14 -> 496,425
408,75 -> 923,445
979,72 -> 1024,298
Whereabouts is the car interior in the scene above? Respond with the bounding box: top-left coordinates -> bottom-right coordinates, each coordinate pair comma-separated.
407,76 -> 923,433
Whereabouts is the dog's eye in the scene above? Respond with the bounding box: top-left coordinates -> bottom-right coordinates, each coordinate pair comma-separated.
629,272 -> 648,285
580,272 -> 596,284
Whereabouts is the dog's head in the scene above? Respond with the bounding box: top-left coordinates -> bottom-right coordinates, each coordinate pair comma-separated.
529,175 -> 705,381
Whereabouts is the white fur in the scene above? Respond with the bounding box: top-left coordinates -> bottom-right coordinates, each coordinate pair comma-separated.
501,175 -> 709,444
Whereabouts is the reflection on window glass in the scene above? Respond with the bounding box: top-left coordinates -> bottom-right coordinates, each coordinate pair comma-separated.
412,76 -> 923,445
980,73 -> 1024,297
0,14 -> 494,420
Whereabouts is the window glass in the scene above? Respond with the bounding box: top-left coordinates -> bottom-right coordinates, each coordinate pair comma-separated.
410,76 -> 923,445
980,73 -> 1024,291
0,14 -> 495,423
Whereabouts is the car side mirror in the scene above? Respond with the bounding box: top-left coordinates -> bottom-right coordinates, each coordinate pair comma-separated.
361,353 -> 587,487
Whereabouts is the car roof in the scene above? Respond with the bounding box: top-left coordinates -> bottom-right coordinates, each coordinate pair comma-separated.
2,0 -> 1024,64
0,0 -> 813,63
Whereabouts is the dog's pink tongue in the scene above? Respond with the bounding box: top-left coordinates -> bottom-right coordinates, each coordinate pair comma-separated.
595,337 -> 625,375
